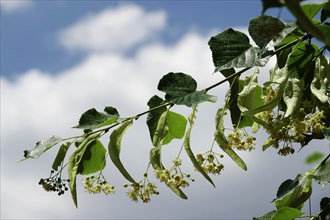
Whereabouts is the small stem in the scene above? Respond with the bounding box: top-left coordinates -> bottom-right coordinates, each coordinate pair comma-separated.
204,67 -> 251,92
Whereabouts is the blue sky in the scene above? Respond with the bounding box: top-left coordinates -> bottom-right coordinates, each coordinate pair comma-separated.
1,0 -> 279,78
1,1 -> 328,219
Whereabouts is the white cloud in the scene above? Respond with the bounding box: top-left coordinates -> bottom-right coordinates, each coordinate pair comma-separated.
58,4 -> 167,53
0,0 -> 32,13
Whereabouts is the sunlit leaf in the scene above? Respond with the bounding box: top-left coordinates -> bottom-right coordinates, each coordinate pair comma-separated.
208,28 -> 252,69
74,107 -> 120,130
163,111 -> 187,145
237,69 -> 264,113
214,130 -> 247,171
68,133 -> 100,207
215,47 -> 270,72
274,27 -> 303,68
301,2 -> 326,19
52,141 -> 72,171
108,120 -> 135,183
314,160 -> 330,185
283,76 -> 303,117
287,42 -> 319,71
271,207 -> 304,220
248,15 -> 285,48
149,110 -> 188,200
311,55 -> 329,103
184,106 -> 215,187
253,210 -> 276,220
275,172 -> 313,209
23,136 -> 62,160
240,66 -> 288,117
77,139 -> 106,175
305,152 -> 324,164
317,24 -> 330,51
169,91 -> 217,107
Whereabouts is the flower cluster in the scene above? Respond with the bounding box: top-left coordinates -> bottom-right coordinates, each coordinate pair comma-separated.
256,86 -> 327,155
226,130 -> 256,151
38,170 -> 69,196
257,108 -> 327,154
82,174 -> 115,195
125,174 -> 159,203
154,158 -> 193,189
196,151 -> 224,175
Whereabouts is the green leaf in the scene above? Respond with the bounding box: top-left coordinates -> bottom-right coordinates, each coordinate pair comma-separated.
311,55 -> 329,103
158,72 -> 197,100
275,173 -> 313,209
248,15 -> 285,48
305,152 -> 324,164
157,72 -> 216,107
321,1 -> 330,23
146,95 -> 167,141
283,76 -> 303,117
287,42 -> 318,71
271,207 -> 304,220
314,160 -> 330,185
214,131 -> 247,171
184,106 -> 215,187
262,138 -> 277,151
149,110 -> 188,200
301,2 -> 326,19
23,136 -> 62,160
163,111 -> 187,145
237,69 -> 264,113
226,70 -> 241,128
214,108 -> 247,171
215,47 -> 270,72
74,107 -> 120,130
52,141 -> 72,171
167,184 -> 188,200
108,120 -> 135,183
169,91 -> 217,107
150,111 -> 168,170
208,28 -> 252,69
253,210 -> 276,220
273,175 -> 301,202
77,139 -> 106,175
274,25 -> 303,68
68,132 -> 100,207
317,24 -> 330,51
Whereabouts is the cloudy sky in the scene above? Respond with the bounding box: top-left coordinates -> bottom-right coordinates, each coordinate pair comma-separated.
1,0 -> 329,219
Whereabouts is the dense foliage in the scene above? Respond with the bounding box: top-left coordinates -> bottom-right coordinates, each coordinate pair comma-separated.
21,0 -> 330,219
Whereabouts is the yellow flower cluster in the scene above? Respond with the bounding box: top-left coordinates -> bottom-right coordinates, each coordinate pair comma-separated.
125,175 -> 159,203
196,152 -> 224,175
82,175 -> 115,195
154,158 -> 193,189
256,86 -> 327,156
226,130 -> 256,151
